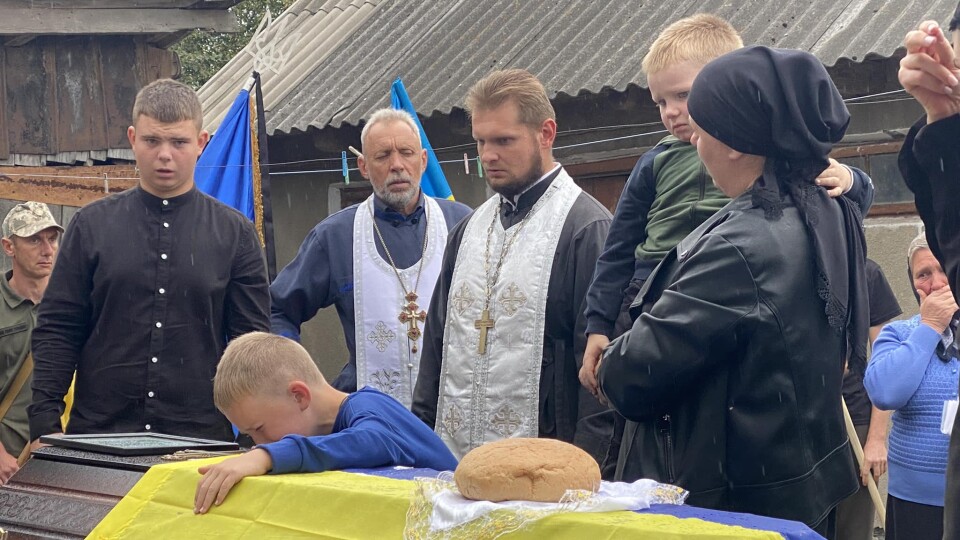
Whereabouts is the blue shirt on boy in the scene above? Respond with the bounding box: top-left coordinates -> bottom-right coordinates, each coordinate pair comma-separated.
260,387 -> 458,474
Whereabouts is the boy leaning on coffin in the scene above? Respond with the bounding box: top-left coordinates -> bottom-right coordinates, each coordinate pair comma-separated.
194,331 -> 457,514
0,202 -> 62,485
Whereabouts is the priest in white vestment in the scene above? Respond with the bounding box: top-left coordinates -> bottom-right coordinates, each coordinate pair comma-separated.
271,109 -> 471,408
412,70 -> 613,463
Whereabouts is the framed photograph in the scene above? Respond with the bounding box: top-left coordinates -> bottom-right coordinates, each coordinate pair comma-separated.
39,433 -> 240,456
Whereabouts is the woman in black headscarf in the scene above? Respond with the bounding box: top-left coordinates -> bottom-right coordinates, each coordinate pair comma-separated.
597,46 -> 869,538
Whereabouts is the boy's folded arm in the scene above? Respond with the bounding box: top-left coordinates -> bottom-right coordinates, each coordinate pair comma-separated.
194,449 -> 273,514
262,425 -> 412,474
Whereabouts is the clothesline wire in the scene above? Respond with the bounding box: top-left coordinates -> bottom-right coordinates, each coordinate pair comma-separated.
845,96 -> 916,106
0,128 -> 671,178
843,89 -> 907,102
0,88 -> 912,180
226,87 -> 914,168
225,120 -> 677,168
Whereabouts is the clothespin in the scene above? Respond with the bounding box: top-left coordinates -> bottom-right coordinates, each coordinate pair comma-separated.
341,151 -> 349,184
463,153 -> 470,174
476,156 -> 483,178
348,146 -> 362,159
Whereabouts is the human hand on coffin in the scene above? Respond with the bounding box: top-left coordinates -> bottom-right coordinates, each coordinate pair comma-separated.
0,447 -> 18,484
23,433 -> 59,465
194,448 -> 272,514
29,435 -> 55,452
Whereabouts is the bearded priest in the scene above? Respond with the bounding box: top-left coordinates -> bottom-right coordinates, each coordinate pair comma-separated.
412,69 -> 613,464
270,109 -> 471,409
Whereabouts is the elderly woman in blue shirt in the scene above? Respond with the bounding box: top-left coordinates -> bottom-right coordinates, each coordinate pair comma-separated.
865,232 -> 960,540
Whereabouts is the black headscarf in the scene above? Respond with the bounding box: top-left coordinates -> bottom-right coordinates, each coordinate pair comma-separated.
687,45 -> 870,375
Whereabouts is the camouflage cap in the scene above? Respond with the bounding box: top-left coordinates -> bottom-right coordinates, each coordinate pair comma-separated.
2,201 -> 63,239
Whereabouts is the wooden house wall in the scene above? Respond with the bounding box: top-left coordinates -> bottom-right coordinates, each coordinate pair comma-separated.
0,36 -> 177,160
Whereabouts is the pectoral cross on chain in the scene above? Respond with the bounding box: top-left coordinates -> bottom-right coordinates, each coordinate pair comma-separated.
398,292 -> 427,353
474,309 -> 495,355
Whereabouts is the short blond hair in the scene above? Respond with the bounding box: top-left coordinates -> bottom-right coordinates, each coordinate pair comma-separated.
214,332 -> 325,410
465,68 -> 555,128
642,14 -> 743,75
132,78 -> 203,130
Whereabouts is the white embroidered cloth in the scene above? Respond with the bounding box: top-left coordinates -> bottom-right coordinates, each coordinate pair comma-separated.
403,472 -> 687,540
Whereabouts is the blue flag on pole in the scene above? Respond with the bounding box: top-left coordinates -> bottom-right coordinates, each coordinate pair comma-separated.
194,75 -> 276,439
390,78 -> 454,200
196,84 -> 256,220
195,74 -> 277,281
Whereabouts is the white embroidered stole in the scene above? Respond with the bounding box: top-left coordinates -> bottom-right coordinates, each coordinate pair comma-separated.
353,195 -> 447,409
436,170 -> 581,458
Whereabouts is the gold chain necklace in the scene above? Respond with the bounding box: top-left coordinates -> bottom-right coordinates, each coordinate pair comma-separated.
369,199 -> 430,353
474,184 -> 558,355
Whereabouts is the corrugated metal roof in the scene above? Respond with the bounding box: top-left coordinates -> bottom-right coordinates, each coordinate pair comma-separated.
198,0 -> 383,133
203,0 -> 959,135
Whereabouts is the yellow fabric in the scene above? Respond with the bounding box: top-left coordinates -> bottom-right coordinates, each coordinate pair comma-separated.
88,458 -> 781,540
60,375 -> 75,430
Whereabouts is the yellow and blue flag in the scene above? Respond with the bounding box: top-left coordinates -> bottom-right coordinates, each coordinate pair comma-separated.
390,78 -> 454,200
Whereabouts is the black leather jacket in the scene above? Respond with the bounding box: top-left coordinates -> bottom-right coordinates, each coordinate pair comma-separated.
598,187 -> 858,527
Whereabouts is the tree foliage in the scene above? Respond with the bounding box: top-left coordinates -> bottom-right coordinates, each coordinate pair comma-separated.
173,0 -> 295,89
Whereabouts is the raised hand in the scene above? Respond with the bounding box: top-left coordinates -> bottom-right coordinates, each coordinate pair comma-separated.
899,21 -> 960,124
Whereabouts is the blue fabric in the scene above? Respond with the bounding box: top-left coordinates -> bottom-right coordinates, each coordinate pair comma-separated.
261,387 -> 458,474
390,78 -> 453,200
355,467 -> 819,540
269,195 -> 471,391
864,315 -> 959,506
644,504 -> 821,540
196,89 -> 255,220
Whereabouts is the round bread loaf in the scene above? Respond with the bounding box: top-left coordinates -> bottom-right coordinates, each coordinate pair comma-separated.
454,438 -> 601,502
